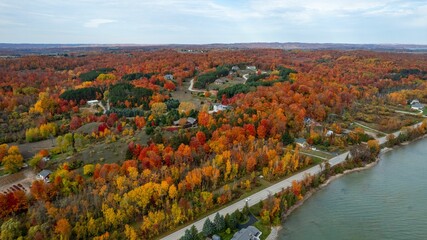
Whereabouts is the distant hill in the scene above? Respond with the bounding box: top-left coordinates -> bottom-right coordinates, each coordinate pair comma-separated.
0,42 -> 426,56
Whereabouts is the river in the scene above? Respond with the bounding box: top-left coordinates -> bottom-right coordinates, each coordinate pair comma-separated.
279,138 -> 427,240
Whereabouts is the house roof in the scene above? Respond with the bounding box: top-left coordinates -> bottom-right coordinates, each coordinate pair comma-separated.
173,117 -> 197,126
231,226 -> 261,240
187,117 -> 197,124
38,170 -> 52,178
295,138 -> 307,144
412,103 -> 424,109
212,235 -> 221,240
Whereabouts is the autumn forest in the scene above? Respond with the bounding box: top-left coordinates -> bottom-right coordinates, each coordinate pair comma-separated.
1,47 -> 427,240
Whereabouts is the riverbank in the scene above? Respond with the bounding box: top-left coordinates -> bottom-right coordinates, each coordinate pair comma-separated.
272,132 -> 427,240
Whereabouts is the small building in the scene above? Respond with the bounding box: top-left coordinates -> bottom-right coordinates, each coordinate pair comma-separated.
246,66 -> 257,71
212,104 -> 231,113
295,138 -> 308,148
42,155 -> 51,162
212,235 -> 221,240
411,102 -> 424,110
37,170 -> 52,183
231,226 -> 262,240
164,74 -> 174,80
326,130 -> 334,137
231,66 -> 240,71
410,99 -> 420,105
214,79 -> 226,85
304,117 -> 312,125
87,100 -> 99,106
187,117 -> 197,126
173,117 -> 197,128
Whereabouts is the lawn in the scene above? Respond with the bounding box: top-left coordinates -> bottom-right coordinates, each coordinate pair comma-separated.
46,129 -> 150,174
170,79 -> 204,108
254,221 -> 272,240
300,149 -> 334,160
218,230 -> 236,240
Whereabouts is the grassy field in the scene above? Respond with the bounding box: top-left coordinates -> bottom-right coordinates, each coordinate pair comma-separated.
170,79 -> 205,108
207,77 -> 246,91
47,130 -> 150,172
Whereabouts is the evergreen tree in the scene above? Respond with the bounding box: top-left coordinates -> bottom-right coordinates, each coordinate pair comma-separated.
202,218 -> 215,237
214,213 -> 225,232
242,202 -> 250,218
281,131 -> 294,146
180,225 -> 201,240
226,213 -> 238,230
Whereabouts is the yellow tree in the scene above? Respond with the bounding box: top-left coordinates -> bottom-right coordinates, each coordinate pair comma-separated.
31,91 -> 57,115
178,102 -> 196,115
168,184 -> 178,200
0,144 -> 8,163
3,146 -> 23,173
367,140 -> 380,155
151,102 -> 167,116
125,225 -> 138,240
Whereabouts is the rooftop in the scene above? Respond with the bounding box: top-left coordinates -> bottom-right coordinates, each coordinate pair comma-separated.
38,169 -> 52,179
231,226 -> 261,240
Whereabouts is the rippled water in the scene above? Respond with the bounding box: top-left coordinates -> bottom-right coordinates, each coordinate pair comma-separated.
279,138 -> 427,240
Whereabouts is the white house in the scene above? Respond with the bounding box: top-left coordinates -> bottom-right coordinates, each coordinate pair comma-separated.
410,99 -> 424,110
87,100 -> 99,106
37,170 -> 52,183
214,79 -> 226,85
164,74 -> 174,80
231,226 -> 262,240
246,66 -> 257,71
212,104 -> 231,113
410,99 -> 420,105
295,138 -> 308,148
411,102 -> 424,110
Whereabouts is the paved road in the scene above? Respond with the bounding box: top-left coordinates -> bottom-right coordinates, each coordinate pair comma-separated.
395,110 -> 422,116
188,79 -> 204,93
242,74 -> 249,84
162,122 -> 424,240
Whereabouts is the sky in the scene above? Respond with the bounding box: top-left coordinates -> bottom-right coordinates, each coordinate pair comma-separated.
0,0 -> 426,44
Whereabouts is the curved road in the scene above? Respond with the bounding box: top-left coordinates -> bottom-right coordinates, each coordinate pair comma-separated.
188,79 -> 205,93
162,122 -> 424,240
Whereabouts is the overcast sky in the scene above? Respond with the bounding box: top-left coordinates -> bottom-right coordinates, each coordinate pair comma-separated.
0,0 -> 426,44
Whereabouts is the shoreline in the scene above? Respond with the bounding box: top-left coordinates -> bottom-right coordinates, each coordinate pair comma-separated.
269,133 -> 427,240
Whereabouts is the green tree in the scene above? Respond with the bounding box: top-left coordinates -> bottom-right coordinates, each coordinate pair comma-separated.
214,213 -> 225,233
180,225 -> 201,240
202,218 -> 215,237
242,202 -> 250,219
225,213 -> 238,230
281,131 -> 294,146
1,218 -> 22,240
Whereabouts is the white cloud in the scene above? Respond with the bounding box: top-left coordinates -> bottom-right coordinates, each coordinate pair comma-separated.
84,18 -> 116,28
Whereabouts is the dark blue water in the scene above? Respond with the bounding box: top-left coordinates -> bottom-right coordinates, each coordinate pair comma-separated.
279,138 -> 427,240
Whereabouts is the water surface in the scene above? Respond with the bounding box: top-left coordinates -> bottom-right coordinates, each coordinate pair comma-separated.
279,138 -> 427,240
